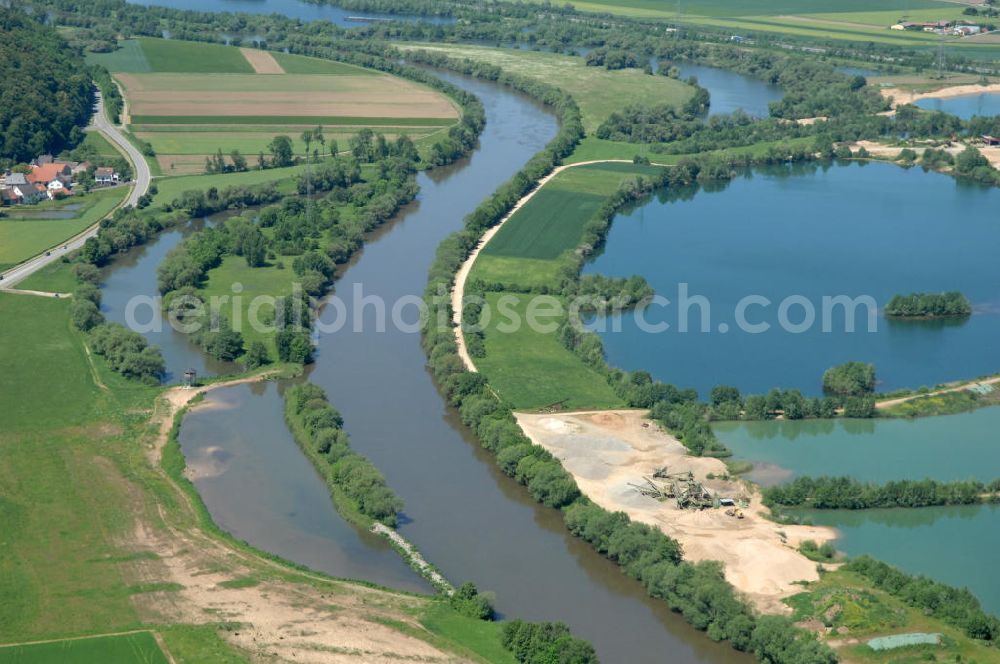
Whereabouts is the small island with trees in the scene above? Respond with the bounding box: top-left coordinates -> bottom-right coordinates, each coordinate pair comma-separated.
885,291 -> 972,319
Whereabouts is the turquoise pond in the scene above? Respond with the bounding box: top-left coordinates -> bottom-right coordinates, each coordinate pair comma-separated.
713,408 -> 1000,486
796,505 -> 1000,614
715,411 -> 1000,613
584,161 -> 1000,397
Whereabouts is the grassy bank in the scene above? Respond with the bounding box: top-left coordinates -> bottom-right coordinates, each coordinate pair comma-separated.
0,188 -> 127,270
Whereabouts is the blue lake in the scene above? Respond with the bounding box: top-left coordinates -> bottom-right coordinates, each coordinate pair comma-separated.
915,92 -> 1000,119
584,161 -> 1000,397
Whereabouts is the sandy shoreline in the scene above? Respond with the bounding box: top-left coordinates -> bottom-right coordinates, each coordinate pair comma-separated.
517,410 -> 837,614
881,81 -> 1000,107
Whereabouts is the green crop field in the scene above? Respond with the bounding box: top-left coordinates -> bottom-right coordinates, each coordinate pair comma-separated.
84,39 -> 151,73
396,44 -> 695,131
79,130 -> 124,161
271,51 -> 376,75
198,255 -> 300,354
136,37 -> 254,73
483,189 -> 606,260
476,292 -> 624,410
472,162 -> 661,289
0,632 -> 168,664
0,189 -> 126,270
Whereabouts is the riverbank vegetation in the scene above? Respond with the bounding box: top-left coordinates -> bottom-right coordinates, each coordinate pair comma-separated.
764,476 -> 1000,510
285,383 -> 404,526
156,153 -> 420,363
822,362 -> 876,397
886,291 -> 972,318
844,556 -> 1000,642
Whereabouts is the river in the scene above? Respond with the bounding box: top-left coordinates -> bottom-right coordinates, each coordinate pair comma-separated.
98,65 -> 745,660
583,160 -> 1000,397
127,0 -> 453,26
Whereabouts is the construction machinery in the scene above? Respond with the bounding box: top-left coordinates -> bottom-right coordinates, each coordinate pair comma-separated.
630,467 -> 714,510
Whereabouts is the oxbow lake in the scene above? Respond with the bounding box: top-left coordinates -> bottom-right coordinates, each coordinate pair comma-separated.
584,160 -> 1000,397
678,63 -> 782,117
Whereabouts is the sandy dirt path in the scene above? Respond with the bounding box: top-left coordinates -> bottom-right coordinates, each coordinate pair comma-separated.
881,82 -> 1000,107
240,47 -> 285,74
876,375 -> 1000,409
517,410 -> 837,614
450,158 -> 665,371
116,371 -> 472,663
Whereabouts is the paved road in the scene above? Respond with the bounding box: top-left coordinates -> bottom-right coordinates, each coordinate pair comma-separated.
0,89 -> 151,289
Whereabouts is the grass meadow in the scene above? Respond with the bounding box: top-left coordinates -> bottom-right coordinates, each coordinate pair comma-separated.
0,632 -> 168,664
476,292 -> 624,410
396,43 -> 695,131
0,188 -> 126,270
0,291 -> 514,661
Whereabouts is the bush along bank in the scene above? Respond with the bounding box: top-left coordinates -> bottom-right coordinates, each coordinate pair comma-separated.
285,383 -> 403,528
419,59 -> 835,664
763,476 -> 1000,511
68,261 -> 166,384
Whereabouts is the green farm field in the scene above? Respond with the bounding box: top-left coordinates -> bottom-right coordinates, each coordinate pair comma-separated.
535,0 -> 989,49
397,44 -> 695,131
0,188 -> 126,270
471,162 -> 663,289
0,632 -> 168,664
476,292 -> 624,410
100,38 -> 459,175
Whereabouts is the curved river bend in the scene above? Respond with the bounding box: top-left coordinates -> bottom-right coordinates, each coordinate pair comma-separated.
100,71 -> 746,662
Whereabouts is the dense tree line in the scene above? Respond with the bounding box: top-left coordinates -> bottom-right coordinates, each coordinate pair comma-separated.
845,556 -> 1000,642
501,620 -> 598,664
886,291 -> 972,318
65,255 -> 166,383
764,476 -> 1000,510
285,383 -> 404,525
69,278 -> 164,382
0,8 -> 94,165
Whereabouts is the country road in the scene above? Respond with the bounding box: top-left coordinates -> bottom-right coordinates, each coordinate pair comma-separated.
0,88 -> 151,289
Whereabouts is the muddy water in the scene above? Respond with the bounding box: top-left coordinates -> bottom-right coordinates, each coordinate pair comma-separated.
178,381 -> 430,592
99,218 -> 237,382
101,69 -> 748,661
